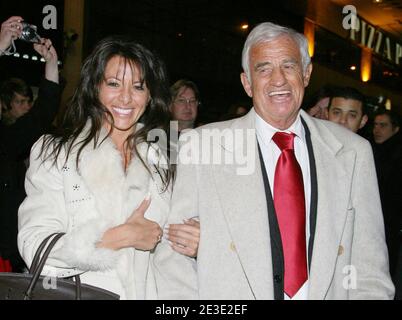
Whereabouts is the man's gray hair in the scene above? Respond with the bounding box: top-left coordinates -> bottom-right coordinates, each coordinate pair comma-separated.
241,22 -> 311,81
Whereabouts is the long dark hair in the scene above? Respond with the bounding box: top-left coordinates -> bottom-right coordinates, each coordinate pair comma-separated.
41,36 -> 174,190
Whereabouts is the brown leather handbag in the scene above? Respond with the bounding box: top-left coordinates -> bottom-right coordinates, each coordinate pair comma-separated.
0,233 -> 119,300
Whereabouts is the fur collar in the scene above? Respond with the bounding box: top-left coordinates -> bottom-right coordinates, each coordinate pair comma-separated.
73,121 -> 167,225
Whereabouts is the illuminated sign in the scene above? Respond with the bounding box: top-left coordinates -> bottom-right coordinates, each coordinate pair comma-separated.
349,16 -> 402,66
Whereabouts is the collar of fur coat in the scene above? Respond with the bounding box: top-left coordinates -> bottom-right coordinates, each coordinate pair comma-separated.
73,120 -> 168,226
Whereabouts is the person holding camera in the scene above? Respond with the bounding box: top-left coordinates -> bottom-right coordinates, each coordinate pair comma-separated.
0,16 -> 61,273
0,16 -> 23,56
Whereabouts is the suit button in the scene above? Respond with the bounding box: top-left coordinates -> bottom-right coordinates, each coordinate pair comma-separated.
274,275 -> 282,283
230,242 -> 236,252
338,245 -> 344,256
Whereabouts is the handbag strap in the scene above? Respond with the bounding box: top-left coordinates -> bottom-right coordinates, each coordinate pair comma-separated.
29,233 -> 61,274
24,232 -> 85,300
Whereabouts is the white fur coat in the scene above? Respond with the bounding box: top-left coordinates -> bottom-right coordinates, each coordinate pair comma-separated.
18,123 -> 171,299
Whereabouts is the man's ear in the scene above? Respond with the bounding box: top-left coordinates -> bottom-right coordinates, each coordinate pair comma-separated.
240,72 -> 252,98
359,114 -> 368,129
303,63 -> 313,87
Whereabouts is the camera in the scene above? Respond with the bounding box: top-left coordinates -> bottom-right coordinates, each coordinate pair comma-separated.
19,22 -> 41,43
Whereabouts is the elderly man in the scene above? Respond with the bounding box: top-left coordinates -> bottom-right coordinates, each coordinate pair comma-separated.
155,22 -> 394,300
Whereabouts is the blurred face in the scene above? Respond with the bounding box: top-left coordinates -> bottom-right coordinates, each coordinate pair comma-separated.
10,93 -> 33,119
373,114 -> 399,144
99,56 -> 150,135
316,97 -> 329,110
241,35 -> 312,130
328,97 -> 367,133
170,87 -> 198,123
308,96 -> 329,120
235,106 -> 248,116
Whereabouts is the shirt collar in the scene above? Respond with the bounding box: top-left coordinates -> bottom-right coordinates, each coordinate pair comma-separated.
255,110 -> 306,146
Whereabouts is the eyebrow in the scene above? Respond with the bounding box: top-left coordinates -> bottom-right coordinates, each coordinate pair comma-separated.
104,76 -> 143,85
330,105 -> 360,113
283,58 -> 298,64
254,58 -> 299,70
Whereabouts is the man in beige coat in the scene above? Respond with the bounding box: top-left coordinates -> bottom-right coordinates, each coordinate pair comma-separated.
154,22 -> 394,299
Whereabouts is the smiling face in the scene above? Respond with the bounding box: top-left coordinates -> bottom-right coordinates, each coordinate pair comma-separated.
241,35 -> 312,130
99,55 -> 150,137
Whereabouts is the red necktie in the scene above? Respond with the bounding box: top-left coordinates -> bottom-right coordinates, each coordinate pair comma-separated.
272,132 -> 307,298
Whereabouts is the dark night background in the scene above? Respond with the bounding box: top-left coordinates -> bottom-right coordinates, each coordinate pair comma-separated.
82,0 -> 305,122
1,0 -> 401,122
0,0 -> 307,122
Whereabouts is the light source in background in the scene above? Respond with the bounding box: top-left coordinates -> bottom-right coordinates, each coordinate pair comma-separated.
361,47 -> 372,82
385,98 -> 392,110
350,65 -> 356,71
304,19 -> 315,58
241,23 -> 249,31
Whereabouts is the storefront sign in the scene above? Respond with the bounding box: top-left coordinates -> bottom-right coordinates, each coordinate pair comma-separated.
349,15 -> 402,66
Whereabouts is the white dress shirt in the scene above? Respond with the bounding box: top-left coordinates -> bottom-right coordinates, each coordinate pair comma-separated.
255,111 -> 311,300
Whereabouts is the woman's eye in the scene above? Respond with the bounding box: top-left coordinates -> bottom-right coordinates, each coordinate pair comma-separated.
134,85 -> 145,91
107,81 -> 119,87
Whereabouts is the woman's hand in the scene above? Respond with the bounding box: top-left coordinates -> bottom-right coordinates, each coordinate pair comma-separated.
124,197 -> 163,251
34,38 -> 59,83
98,196 -> 163,251
164,218 -> 200,258
0,16 -> 23,52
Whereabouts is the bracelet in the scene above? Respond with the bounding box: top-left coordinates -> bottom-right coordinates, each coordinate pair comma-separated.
0,40 -> 17,56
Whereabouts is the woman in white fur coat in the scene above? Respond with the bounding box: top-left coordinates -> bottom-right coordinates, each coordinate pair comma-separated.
17,36 -> 199,299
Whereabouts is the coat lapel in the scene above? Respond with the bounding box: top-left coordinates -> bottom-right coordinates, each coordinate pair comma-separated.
212,110 -> 274,299
300,111 -> 356,299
